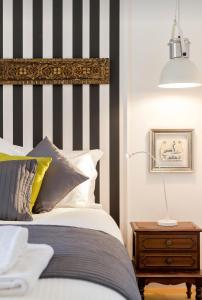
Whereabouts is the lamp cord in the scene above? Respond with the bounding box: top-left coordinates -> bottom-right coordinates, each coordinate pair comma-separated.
126,151 -> 169,220
172,0 -> 186,56
175,0 -> 180,30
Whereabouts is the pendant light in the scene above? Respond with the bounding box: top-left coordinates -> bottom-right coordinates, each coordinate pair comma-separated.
158,0 -> 201,89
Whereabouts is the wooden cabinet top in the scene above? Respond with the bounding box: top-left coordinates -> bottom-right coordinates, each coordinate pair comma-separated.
131,222 -> 202,232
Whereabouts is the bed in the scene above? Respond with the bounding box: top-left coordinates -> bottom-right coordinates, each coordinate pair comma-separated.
0,207 -> 140,300
0,127 -> 141,300
0,2 -> 136,296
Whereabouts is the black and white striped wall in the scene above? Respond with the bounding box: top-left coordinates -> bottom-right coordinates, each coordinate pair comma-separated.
0,0 -> 121,225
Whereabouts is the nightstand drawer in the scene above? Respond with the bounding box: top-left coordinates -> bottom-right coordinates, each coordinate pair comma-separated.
139,253 -> 198,270
139,234 -> 197,251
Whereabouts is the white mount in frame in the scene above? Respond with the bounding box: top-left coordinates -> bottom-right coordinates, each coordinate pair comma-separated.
150,129 -> 194,173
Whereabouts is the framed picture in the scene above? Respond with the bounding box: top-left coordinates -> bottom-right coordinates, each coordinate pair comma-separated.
150,129 -> 193,173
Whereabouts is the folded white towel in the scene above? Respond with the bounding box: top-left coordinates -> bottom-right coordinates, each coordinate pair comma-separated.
0,226 -> 28,274
0,243 -> 54,296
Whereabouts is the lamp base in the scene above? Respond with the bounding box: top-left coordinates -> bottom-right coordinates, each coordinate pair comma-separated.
158,219 -> 178,227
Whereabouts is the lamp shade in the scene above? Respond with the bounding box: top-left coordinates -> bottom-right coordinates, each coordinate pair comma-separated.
158,57 -> 201,88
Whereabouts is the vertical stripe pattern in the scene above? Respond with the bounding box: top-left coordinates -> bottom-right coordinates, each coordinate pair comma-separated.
110,0 -> 120,225
23,0 -> 33,151
1,0 -> 120,225
43,0 -> 53,142
90,0 -> 100,203
100,0 -> 110,213
3,0 -> 13,144
82,0 -> 90,150
0,0 -> 3,138
73,0 -> 83,150
53,0 -> 63,149
13,0 -> 23,146
63,0 -> 73,152
33,0 -> 43,147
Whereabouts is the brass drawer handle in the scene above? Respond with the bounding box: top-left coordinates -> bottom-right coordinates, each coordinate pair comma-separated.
165,257 -> 173,265
165,239 -> 173,247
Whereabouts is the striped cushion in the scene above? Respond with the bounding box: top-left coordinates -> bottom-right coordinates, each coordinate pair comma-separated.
0,160 -> 37,221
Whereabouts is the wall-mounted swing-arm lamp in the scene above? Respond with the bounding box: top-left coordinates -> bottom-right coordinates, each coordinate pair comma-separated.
127,151 -> 177,226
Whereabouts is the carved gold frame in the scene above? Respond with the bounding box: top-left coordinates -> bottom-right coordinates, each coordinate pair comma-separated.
0,58 -> 110,85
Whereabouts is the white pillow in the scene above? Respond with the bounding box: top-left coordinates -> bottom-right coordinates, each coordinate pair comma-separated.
61,149 -> 103,167
14,145 -> 31,155
57,149 -> 103,208
0,137 -> 27,155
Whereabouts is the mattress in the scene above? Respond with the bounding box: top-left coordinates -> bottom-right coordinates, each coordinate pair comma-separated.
0,208 -> 126,300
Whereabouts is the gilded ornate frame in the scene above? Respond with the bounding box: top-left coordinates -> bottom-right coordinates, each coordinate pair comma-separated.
0,58 -> 109,85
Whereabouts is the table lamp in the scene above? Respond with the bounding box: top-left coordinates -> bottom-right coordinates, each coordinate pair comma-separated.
127,151 -> 177,226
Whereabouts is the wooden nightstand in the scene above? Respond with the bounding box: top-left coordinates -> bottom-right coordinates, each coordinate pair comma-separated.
131,222 -> 202,299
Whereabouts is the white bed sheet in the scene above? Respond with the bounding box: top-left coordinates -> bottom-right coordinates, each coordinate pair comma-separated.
0,208 -> 125,300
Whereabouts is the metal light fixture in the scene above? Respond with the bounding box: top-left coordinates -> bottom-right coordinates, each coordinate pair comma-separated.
158,0 -> 201,89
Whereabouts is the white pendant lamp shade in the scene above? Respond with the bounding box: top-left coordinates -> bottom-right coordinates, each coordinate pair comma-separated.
158,0 -> 201,89
159,57 -> 201,89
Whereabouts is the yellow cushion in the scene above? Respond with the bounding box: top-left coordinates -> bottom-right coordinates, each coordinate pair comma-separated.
0,153 -> 52,210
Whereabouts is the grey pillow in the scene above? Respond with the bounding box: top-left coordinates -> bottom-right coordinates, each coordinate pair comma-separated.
28,137 -> 88,213
0,159 -> 37,221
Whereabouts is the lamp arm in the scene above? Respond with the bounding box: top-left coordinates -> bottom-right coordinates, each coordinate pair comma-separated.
127,151 -> 169,219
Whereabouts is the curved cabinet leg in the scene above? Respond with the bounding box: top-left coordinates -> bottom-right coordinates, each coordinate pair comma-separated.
137,278 -> 145,300
195,285 -> 202,300
186,282 -> 192,299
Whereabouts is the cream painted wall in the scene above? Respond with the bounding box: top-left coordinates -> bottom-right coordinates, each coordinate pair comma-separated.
124,0 -> 202,259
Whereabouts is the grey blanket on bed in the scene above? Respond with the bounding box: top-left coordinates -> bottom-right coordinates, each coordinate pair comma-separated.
11,225 -> 141,300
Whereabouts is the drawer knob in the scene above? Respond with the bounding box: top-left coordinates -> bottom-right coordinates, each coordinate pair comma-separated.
165,257 -> 173,265
165,239 -> 173,247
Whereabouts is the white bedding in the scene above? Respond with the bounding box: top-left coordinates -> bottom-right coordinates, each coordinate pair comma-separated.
0,208 -> 125,300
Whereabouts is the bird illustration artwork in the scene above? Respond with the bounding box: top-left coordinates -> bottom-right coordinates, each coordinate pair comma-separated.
160,140 -> 183,161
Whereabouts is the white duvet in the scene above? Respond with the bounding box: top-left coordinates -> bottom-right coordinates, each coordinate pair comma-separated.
0,208 -> 125,300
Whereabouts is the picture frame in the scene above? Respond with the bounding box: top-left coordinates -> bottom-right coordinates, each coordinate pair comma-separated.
150,129 -> 193,173
0,58 -> 110,85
